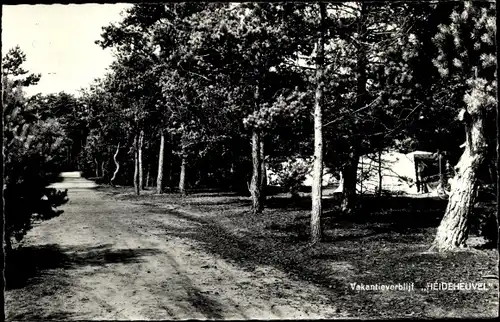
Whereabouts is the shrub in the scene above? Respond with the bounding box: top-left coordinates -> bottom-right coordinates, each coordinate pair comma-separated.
3,50 -> 69,252
3,116 -> 69,251
268,157 -> 311,197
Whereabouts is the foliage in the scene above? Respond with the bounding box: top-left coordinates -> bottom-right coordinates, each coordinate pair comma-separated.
431,1 -> 497,244
431,1 -> 496,143
3,48 -> 69,249
80,1 -> 496,235
268,157 -> 312,197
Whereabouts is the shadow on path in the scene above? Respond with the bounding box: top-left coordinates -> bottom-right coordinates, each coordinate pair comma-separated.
6,243 -> 162,290
11,310 -> 81,321
158,209 -> 348,293
162,252 -> 226,319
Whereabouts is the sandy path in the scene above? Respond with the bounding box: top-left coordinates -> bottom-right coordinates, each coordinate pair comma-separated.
6,174 -> 343,320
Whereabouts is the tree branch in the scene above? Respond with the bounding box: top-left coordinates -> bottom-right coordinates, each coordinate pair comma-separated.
324,95 -> 381,127
180,67 -> 211,82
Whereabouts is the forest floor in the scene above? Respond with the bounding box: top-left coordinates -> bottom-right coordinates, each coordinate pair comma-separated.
5,178 -> 499,320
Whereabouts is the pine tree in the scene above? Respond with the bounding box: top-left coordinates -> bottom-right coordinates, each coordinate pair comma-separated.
430,1 -> 496,251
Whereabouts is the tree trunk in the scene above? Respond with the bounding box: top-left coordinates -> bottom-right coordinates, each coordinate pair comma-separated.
488,160 -> 497,192
156,131 -> 165,194
431,103 -> 487,251
110,142 -> 120,186
94,158 -> 99,177
378,148 -> 382,197
437,151 -> 446,194
229,161 -> 235,191
133,134 -> 140,195
138,130 -> 144,190
179,144 -> 187,195
260,138 -> 267,203
101,160 -> 106,180
359,156 -> 364,195
168,157 -> 174,191
341,3 -> 367,213
310,2 -> 326,244
415,158 -> 421,193
341,151 -> 360,214
145,164 -> 151,189
250,129 -> 263,213
431,149 -> 482,251
249,83 -> 264,214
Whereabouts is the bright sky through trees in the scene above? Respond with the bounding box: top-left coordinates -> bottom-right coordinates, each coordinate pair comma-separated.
1,4 -> 132,97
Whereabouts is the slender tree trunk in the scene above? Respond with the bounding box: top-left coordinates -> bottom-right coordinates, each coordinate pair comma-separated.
437,151 -> 446,194
166,134 -> 173,191
497,85 -> 499,200
378,148 -> 383,197
168,158 -> 174,191
488,160 -> 497,192
157,130 -> 165,194
260,138 -> 267,204
342,3 -> 367,213
110,142 -> 120,186
249,83 -> 263,214
179,152 -> 186,195
359,157 -> 364,195
145,164 -> 151,189
138,130 -> 144,190
415,158 -> 421,193
151,168 -> 157,188
250,129 -> 262,213
310,2 -> 326,244
101,160 -> 106,180
134,134 -> 140,195
341,151 -> 360,214
229,160 -> 235,191
94,158 -> 99,177
431,100 -> 488,251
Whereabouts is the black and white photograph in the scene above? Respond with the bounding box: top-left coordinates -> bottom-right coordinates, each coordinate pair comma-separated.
2,1 -> 498,320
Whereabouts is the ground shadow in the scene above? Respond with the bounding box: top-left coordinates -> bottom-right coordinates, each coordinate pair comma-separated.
5,243 -> 163,290
161,252 -> 227,319
265,195 -> 340,210
181,189 -> 240,197
185,286 -> 224,319
261,194 -> 448,247
267,194 -> 447,229
188,199 -> 252,207
10,310 -> 81,321
159,209 -> 348,292
155,206 -> 497,318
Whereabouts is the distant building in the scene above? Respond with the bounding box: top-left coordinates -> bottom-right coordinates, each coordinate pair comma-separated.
351,150 -> 448,196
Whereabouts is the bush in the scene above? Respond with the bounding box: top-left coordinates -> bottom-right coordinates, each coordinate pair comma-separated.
3,77 -> 69,252
268,157 -> 311,197
3,121 -> 69,251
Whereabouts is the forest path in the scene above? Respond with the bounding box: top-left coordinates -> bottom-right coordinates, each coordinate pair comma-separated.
6,172 -> 341,320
